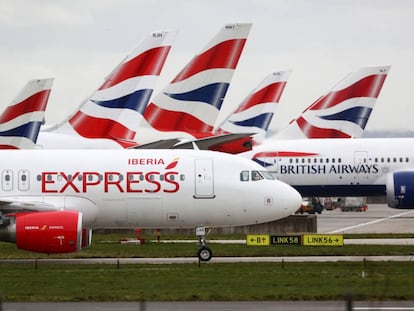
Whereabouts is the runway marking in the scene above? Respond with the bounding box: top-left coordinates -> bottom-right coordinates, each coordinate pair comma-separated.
327,210 -> 414,233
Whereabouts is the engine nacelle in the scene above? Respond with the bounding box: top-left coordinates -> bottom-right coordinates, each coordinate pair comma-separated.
2,211 -> 84,253
386,170 -> 414,209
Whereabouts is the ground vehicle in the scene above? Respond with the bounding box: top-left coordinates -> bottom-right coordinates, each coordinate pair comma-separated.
337,197 -> 368,212
296,197 -> 323,214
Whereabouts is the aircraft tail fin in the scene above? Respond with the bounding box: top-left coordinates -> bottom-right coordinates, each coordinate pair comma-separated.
143,23 -> 252,137
0,78 -> 53,149
216,70 -> 290,136
45,30 -> 177,146
274,66 -> 390,139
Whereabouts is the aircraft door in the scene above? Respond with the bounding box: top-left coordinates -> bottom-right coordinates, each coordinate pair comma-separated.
194,159 -> 215,198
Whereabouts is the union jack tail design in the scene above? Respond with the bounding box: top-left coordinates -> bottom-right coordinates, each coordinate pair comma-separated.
143,23 -> 252,138
47,30 -> 176,147
0,78 -> 53,149
215,71 -> 290,136
275,66 -> 390,139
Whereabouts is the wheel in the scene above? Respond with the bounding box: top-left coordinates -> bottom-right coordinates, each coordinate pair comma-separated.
197,246 -> 212,262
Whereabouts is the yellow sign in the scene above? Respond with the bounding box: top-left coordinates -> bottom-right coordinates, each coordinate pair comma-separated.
246,234 -> 270,246
303,234 -> 343,246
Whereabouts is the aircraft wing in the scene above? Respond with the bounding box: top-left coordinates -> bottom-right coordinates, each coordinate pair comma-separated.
131,138 -> 183,149
132,134 -> 254,154
0,198 -> 58,214
178,133 -> 254,154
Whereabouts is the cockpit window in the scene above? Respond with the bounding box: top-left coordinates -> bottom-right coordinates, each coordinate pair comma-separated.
241,170 -> 273,181
251,170 -> 264,181
259,170 -> 274,180
240,170 -> 249,181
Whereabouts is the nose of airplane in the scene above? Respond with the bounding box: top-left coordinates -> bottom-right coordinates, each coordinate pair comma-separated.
273,180 -> 302,217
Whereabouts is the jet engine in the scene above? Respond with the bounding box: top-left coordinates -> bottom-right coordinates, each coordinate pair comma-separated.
0,210 -> 86,253
386,170 -> 414,209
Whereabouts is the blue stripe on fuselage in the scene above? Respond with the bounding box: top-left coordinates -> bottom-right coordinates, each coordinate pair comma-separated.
291,184 -> 386,197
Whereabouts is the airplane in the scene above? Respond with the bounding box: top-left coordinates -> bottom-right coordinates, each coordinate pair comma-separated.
213,70 -> 290,140
241,137 -> 414,210
38,29 -> 177,148
37,24 -> 251,149
0,78 -> 53,149
0,148 -> 301,261
140,65 -> 389,153
132,69 -> 287,154
273,66 -> 390,139
141,23 -> 252,143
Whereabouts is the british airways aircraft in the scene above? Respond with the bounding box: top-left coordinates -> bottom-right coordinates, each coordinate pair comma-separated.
38,29 -> 177,148
144,65 -> 389,152
273,66 -> 390,140
140,23 -> 252,143
214,70 -> 290,140
38,24 -> 251,149
0,78 -> 53,149
0,148 -> 301,261
242,138 -> 414,210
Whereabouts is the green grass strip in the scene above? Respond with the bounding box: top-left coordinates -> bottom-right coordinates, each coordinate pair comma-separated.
1,262 -> 414,301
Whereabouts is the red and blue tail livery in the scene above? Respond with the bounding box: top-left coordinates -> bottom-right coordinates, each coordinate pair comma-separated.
216,71 -> 290,136
0,78 -> 53,149
275,66 -> 390,139
41,30 -> 176,148
143,23 -> 252,137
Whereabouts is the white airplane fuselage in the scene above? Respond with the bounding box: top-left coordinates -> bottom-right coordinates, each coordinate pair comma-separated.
0,149 -> 301,229
242,138 -> 414,208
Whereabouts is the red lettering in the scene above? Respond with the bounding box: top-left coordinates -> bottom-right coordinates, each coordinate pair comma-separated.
82,172 -> 101,192
60,172 -> 80,193
128,158 -> 166,165
104,172 -> 124,193
164,172 -> 180,193
145,171 -> 161,193
40,170 -> 181,194
126,172 -> 143,193
42,172 -> 58,193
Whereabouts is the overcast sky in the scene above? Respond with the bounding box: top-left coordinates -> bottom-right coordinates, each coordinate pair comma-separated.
1,0 -> 413,132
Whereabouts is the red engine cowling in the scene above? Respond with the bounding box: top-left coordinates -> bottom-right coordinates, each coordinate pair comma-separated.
15,210 -> 83,253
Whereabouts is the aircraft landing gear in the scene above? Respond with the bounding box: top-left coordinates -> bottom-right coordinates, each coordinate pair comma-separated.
196,227 -> 212,262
